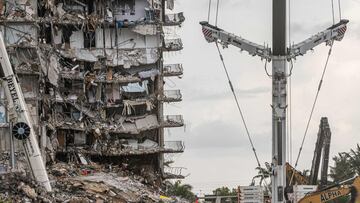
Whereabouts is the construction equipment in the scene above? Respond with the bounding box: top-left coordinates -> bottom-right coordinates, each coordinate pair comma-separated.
0,33 -> 52,191
309,117 -> 332,187
200,13 -> 348,202
298,177 -> 360,203
200,19 -> 348,62
200,21 -> 271,61
286,163 -> 309,186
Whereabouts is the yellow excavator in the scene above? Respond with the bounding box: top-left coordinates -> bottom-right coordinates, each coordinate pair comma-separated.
298,176 -> 360,203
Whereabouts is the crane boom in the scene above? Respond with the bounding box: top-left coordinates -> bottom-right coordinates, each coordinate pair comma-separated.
0,32 -> 52,191
289,20 -> 349,58
200,21 -> 271,61
200,20 -> 349,61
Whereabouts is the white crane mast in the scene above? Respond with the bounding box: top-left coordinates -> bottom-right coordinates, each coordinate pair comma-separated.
0,32 -> 52,192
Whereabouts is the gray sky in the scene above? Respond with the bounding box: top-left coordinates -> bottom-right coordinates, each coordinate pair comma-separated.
164,0 -> 360,195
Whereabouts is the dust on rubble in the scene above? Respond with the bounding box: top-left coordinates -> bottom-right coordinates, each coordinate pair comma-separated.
0,162 -> 190,203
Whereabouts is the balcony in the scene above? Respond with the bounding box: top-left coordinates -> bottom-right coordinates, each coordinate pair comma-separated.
59,139 -> 184,157
163,39 -> 183,51
162,90 -> 182,102
163,167 -> 188,179
162,115 -> 184,128
163,141 -> 185,153
164,12 -> 185,26
163,64 -> 183,77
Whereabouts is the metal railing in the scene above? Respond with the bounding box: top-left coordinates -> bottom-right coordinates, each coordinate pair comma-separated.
163,90 -> 182,102
164,39 -> 183,51
164,166 -> 188,177
163,115 -> 184,127
164,141 -> 185,152
163,64 -> 183,76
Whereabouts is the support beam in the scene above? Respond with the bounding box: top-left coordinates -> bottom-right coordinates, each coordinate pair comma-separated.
272,0 -> 287,202
273,0 -> 287,55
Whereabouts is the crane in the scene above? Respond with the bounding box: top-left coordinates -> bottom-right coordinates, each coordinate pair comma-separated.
200,19 -> 348,62
200,1 -> 348,201
0,32 -> 52,191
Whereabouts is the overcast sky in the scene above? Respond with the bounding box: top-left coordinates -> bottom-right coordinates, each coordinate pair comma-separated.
163,0 -> 360,195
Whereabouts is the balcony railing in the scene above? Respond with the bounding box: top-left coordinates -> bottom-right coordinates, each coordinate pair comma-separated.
162,115 -> 184,127
163,167 -> 188,179
163,64 -> 183,77
164,141 -> 185,152
164,12 -> 185,26
164,39 -> 183,51
162,90 -> 182,102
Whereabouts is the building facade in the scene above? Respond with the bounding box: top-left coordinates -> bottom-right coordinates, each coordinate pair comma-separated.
0,0 -> 185,180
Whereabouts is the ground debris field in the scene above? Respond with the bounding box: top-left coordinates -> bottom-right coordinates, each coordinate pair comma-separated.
0,163 -> 189,203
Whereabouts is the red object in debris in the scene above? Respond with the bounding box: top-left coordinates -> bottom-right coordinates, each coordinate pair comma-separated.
81,169 -> 92,176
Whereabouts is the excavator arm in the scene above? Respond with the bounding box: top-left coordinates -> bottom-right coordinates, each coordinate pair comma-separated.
0,32 -> 52,191
289,20 -> 349,59
286,163 -> 309,185
200,21 -> 271,61
298,177 -> 360,203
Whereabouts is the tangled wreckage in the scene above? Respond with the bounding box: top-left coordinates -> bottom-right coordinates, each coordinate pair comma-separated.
0,0 -> 187,202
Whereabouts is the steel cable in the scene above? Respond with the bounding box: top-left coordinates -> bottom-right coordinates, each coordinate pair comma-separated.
290,42 -> 334,185
215,0 -> 220,26
214,42 -> 271,193
208,0 -> 212,22
331,0 -> 335,24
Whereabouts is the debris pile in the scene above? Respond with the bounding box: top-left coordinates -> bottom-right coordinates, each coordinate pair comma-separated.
0,162 -> 190,203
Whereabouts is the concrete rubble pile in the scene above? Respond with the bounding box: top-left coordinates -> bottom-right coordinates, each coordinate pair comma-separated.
0,162 -> 189,203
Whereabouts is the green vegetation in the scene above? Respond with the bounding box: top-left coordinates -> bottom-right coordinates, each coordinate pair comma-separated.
212,186 -> 237,196
166,180 -> 196,202
330,144 -> 360,182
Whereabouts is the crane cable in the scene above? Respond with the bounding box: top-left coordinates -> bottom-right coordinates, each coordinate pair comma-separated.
214,42 -> 271,193
207,0 -> 212,22
338,0 -> 342,20
291,0 -> 341,184
331,0 -> 335,24
215,0 -> 220,26
290,41 -> 334,185
211,0 -> 269,190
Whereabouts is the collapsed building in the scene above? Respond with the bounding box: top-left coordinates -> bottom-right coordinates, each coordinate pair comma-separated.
0,0 -> 185,183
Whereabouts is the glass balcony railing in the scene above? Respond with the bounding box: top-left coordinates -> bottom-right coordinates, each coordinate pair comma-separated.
163,90 -> 182,102
164,141 -> 185,152
162,115 -> 184,127
164,39 -> 183,51
163,64 -> 183,77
